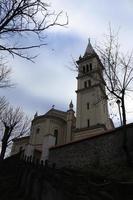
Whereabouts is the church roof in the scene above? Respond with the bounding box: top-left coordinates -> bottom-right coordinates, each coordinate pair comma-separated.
13,135 -> 29,142
84,39 -> 96,57
32,108 -> 67,123
45,108 -> 67,116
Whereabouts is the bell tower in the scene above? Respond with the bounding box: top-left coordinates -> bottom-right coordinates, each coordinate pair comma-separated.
76,40 -> 112,130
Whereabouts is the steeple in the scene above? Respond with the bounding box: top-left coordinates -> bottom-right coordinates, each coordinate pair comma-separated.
67,100 -> 75,143
84,38 -> 95,57
34,111 -> 38,118
69,100 -> 73,110
76,39 -> 113,130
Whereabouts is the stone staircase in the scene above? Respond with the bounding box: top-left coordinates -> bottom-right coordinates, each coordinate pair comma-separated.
0,154 -> 133,199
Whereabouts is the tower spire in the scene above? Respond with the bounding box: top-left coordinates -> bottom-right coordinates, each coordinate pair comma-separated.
69,100 -> 73,110
34,111 -> 38,118
84,38 -> 95,57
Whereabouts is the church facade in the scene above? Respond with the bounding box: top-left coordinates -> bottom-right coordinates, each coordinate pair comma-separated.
11,41 -> 114,161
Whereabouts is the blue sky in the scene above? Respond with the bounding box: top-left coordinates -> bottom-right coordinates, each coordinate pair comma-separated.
1,0 -> 133,125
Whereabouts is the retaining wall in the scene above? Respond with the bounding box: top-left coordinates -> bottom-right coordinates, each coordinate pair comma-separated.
49,123 -> 133,174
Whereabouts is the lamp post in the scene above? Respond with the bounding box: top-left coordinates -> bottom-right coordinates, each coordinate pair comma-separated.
116,99 -> 122,126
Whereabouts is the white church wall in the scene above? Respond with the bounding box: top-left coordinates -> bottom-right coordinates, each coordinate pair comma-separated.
49,119 -> 67,145
30,119 -> 50,146
29,116 -> 67,147
41,134 -> 56,161
76,87 -> 104,128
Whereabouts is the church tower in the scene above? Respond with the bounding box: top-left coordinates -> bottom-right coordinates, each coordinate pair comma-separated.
76,40 -> 113,131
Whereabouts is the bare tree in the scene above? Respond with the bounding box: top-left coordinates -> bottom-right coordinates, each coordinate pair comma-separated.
95,29 -> 133,164
74,30 -> 133,126
76,29 -> 132,163
0,0 -> 67,89
97,29 -> 133,127
0,57 -> 12,88
0,105 -> 30,161
73,29 -> 133,163
0,96 -> 8,115
0,0 -> 68,61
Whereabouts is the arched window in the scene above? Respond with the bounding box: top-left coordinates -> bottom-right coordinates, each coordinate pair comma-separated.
88,80 -> 91,87
84,81 -> 87,88
36,127 -> 40,134
86,64 -> 89,72
90,63 -> 92,71
54,129 -> 58,145
87,102 -> 90,110
83,66 -> 85,73
87,119 -> 90,127
19,146 -> 23,152
84,80 -> 91,88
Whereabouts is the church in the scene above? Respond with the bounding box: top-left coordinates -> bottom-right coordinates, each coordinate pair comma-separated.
11,41 -> 114,161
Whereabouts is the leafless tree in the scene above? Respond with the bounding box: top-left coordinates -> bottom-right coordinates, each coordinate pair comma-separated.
74,29 -> 133,163
0,0 -> 68,61
74,30 -> 133,127
96,29 -> 133,163
97,29 -> 133,127
0,105 -> 30,161
0,96 -> 8,114
0,57 -> 12,88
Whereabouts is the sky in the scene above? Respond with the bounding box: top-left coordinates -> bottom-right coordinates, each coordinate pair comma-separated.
1,0 -> 133,125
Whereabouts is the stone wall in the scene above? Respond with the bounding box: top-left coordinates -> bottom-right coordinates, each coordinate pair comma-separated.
49,123 -> 133,175
2,154 -> 133,200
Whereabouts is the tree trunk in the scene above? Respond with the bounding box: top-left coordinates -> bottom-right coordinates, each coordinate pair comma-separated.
121,94 -> 127,149
121,93 -> 132,165
121,94 -> 126,126
0,126 -> 10,161
0,141 -> 7,161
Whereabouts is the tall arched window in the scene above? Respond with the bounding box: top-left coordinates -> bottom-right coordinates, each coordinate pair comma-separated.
90,63 -> 92,71
36,127 -> 40,134
87,119 -> 90,127
86,64 -> 89,72
54,129 -> 58,145
83,66 -> 85,73
88,80 -> 91,87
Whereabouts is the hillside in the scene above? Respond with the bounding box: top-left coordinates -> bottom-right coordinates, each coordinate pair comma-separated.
0,154 -> 133,200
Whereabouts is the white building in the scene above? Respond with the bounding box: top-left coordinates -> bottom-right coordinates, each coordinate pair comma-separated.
11,41 -> 114,161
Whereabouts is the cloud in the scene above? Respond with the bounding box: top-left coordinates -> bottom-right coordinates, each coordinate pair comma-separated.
0,85 -> 75,118
1,0 -> 133,124
50,0 -> 133,49
1,32 -> 79,117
